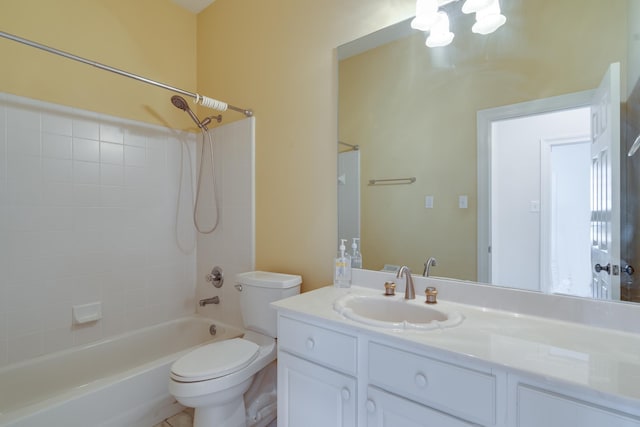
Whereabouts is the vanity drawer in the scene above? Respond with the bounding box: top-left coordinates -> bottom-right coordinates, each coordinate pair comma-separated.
278,315 -> 357,375
368,342 -> 496,425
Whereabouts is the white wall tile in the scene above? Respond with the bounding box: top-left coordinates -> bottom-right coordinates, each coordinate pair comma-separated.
42,133 -> 72,160
100,141 -> 124,165
7,127 -> 40,157
73,137 -> 100,162
0,94 -> 224,369
73,160 -> 100,185
43,158 -> 73,182
7,106 -> 40,131
42,113 -> 72,136
100,123 -> 124,144
100,164 -> 123,186
124,145 -> 145,167
73,119 -> 99,140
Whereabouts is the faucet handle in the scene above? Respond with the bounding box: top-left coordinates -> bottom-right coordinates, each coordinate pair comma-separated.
425,287 -> 438,304
384,281 -> 396,296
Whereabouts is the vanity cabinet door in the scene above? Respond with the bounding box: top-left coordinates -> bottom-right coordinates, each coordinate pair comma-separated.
277,350 -> 357,427
366,387 -> 478,427
516,384 -> 640,427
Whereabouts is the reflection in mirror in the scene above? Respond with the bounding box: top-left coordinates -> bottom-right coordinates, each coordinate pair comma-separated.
338,0 -> 640,302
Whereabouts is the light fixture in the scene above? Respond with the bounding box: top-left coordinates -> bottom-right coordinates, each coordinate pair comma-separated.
410,0 -> 439,31
426,12 -> 454,48
461,0 -> 493,14
471,0 -> 506,35
410,0 -> 506,47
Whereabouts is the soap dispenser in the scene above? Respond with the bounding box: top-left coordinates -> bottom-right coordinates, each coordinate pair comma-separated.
334,239 -> 352,288
351,238 -> 362,269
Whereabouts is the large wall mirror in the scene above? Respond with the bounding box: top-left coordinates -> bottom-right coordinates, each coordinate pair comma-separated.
338,0 -> 640,303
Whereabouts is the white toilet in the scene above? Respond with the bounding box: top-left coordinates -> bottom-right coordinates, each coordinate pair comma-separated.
169,271 -> 301,427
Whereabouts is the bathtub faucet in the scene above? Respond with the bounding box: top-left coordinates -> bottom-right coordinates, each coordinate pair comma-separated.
199,296 -> 220,306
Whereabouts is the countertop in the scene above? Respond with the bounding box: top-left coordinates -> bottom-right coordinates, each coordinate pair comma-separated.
273,284 -> 640,407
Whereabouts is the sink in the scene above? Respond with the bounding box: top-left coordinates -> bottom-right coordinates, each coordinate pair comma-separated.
333,294 -> 464,330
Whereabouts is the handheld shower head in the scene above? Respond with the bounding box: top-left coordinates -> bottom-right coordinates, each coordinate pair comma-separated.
171,95 -> 190,111
170,95 -> 208,130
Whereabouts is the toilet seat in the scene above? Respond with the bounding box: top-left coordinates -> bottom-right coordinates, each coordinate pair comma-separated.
170,338 -> 260,382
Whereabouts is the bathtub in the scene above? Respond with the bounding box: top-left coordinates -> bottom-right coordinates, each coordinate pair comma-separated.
0,316 -> 243,427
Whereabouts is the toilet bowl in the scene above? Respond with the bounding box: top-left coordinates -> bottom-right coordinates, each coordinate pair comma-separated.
169,332 -> 276,427
168,271 -> 301,427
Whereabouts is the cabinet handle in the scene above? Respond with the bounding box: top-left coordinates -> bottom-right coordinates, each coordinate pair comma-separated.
306,338 -> 315,350
341,387 -> 351,401
414,373 -> 428,388
366,399 -> 376,413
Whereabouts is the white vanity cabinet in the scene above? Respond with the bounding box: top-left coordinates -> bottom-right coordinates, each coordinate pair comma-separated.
277,315 -> 358,427
367,342 -> 498,426
276,313 -> 502,427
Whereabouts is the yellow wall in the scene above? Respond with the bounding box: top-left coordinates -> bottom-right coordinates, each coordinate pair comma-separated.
339,0 -> 627,279
0,0 -> 197,130
0,0 -> 414,292
196,0 -> 414,290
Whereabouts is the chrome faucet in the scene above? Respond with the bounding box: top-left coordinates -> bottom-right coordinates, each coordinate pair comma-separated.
423,257 -> 437,277
199,296 -> 220,306
396,266 -> 415,300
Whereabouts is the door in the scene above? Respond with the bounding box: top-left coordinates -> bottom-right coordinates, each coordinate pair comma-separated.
366,387 -> 476,427
277,351 -> 357,427
590,62 -> 621,300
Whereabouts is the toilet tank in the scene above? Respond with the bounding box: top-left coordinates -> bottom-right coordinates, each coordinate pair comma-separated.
236,271 -> 302,338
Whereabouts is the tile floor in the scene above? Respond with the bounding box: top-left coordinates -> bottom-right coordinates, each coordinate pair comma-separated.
153,408 -> 194,427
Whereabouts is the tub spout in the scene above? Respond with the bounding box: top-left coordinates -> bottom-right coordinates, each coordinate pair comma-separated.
199,296 -> 220,306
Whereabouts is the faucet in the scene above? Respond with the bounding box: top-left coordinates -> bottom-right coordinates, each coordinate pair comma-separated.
423,257 -> 437,277
396,266 -> 415,300
199,296 -> 220,306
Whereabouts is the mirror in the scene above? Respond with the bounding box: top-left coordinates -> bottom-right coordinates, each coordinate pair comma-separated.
338,0 -> 640,302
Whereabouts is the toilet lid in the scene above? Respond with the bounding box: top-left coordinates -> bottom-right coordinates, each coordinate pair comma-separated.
170,338 -> 260,382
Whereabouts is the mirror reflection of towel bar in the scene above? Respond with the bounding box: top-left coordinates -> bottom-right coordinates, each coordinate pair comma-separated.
368,177 -> 416,185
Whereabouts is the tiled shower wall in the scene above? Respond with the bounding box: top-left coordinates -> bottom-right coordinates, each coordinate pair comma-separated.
0,93 -> 198,368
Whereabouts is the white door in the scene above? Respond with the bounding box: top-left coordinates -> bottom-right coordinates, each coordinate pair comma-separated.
366,387 -> 476,427
277,351 -> 357,427
590,62 -> 621,300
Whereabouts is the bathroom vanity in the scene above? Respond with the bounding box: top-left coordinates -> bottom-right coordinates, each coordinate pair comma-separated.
273,272 -> 640,427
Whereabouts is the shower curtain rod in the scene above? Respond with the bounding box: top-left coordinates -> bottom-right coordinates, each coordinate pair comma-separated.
338,141 -> 359,151
0,30 -> 253,117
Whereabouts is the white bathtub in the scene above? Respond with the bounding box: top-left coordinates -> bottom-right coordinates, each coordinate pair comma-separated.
0,316 -> 243,427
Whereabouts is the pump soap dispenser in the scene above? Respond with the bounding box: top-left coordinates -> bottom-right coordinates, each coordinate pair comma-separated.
334,239 -> 352,288
351,238 -> 362,269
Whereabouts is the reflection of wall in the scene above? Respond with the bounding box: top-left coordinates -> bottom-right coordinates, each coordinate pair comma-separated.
339,0 -> 627,278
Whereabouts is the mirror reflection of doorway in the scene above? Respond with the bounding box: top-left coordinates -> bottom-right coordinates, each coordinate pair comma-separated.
489,108 -> 591,293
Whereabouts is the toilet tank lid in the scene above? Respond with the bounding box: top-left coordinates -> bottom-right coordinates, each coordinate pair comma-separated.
236,271 -> 302,288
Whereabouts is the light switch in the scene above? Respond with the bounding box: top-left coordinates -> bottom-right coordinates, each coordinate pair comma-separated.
425,195 -> 434,209
530,200 -> 540,213
459,195 -> 468,209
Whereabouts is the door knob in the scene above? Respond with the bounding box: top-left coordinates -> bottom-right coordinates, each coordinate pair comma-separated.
594,263 -> 611,274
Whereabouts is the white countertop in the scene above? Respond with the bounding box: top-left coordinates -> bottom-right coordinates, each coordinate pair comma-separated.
273,283 -> 640,406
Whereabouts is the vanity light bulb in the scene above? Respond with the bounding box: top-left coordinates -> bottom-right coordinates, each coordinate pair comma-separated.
461,0 -> 493,14
411,0 -> 439,31
471,0 -> 506,35
426,11 -> 454,47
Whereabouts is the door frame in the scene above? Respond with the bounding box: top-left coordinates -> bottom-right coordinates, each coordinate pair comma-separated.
477,90 -> 595,283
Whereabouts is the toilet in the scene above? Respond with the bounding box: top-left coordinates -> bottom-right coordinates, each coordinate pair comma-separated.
169,271 -> 301,427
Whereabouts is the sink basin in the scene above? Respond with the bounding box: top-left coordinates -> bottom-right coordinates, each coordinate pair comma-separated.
333,294 -> 464,330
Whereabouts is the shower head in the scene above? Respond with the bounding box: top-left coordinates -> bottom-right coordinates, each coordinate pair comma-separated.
170,95 -> 208,130
171,95 -> 190,111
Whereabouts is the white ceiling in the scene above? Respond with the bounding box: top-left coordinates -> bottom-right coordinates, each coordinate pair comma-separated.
172,0 -> 216,14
